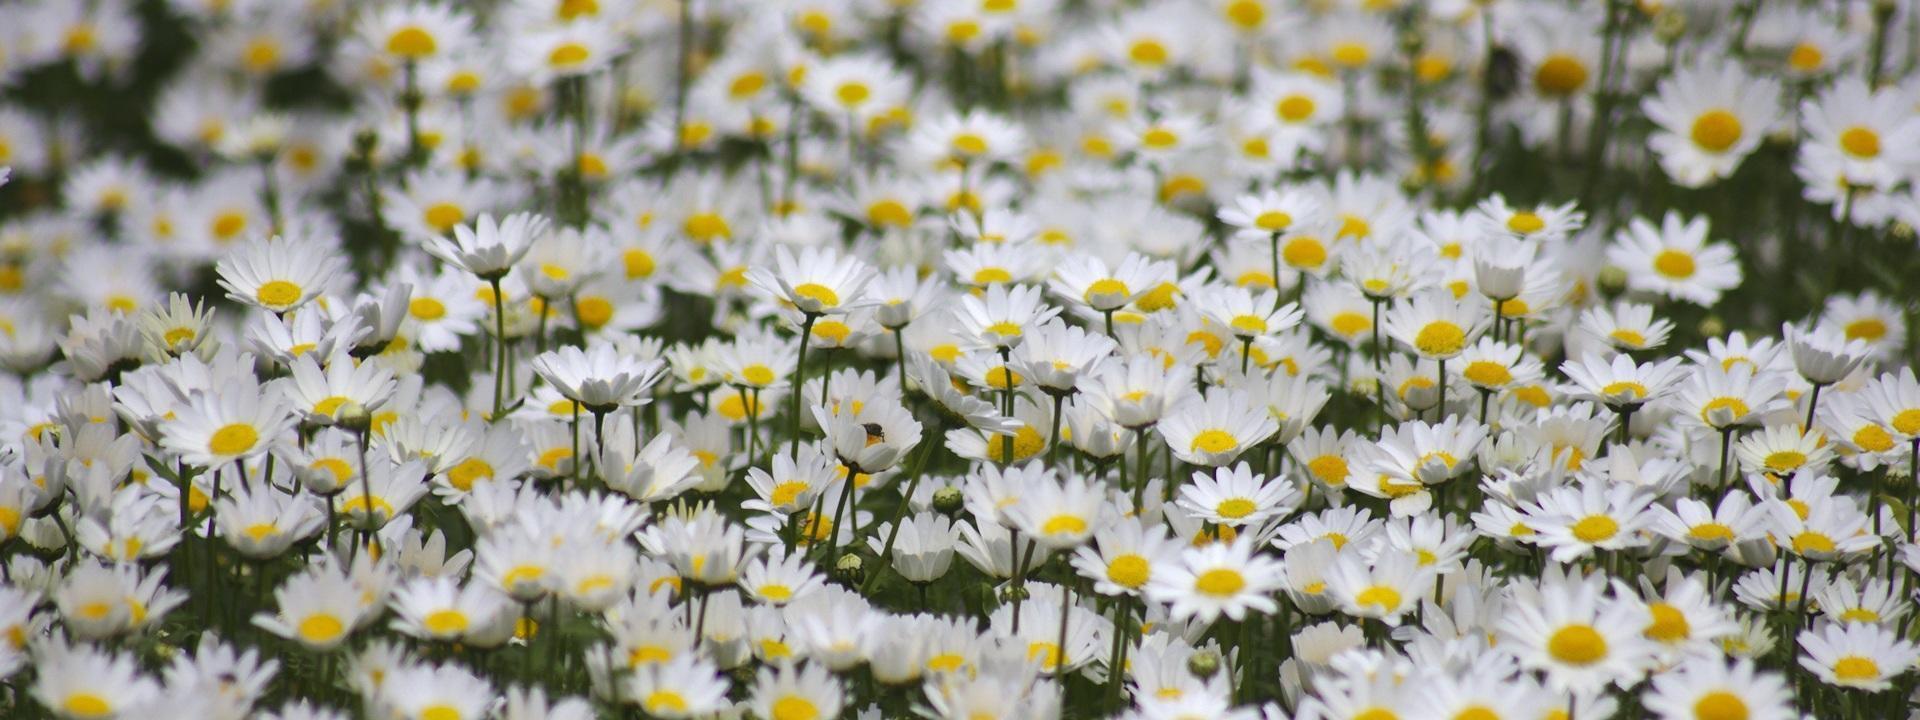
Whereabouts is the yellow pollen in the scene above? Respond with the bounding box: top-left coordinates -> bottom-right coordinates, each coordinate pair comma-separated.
1653,249 -> 1696,279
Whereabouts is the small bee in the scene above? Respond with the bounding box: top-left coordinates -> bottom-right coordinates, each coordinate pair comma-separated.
862,423 -> 886,447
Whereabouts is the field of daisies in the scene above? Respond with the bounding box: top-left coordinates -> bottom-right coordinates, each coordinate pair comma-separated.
6,0 -> 1920,719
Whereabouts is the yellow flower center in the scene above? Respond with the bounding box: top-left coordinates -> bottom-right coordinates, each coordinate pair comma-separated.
1645,602 -> 1690,642
1282,237 -> 1327,269
1855,424 -> 1896,452
409,297 -> 446,320
298,613 -> 345,644
1534,55 -> 1588,95
1128,39 -> 1168,66
424,202 -> 464,232
1791,531 -> 1835,555
741,364 -> 777,387
986,426 -> 1046,463
63,693 -> 112,718
1189,429 -> 1239,455
1846,318 -> 1887,341
1354,585 -> 1402,611
1308,456 -> 1349,486
1107,554 -> 1149,588
646,691 -> 688,714
1462,360 -> 1512,387
1700,397 -> 1751,425
1834,656 -> 1880,682
1688,523 -> 1733,542
1570,515 -> 1619,543
1329,311 -> 1370,338
1692,692 -> 1748,720
793,282 -> 840,309
1689,110 -> 1743,152
548,42 -> 591,68
446,458 -> 494,491
255,280 -> 303,309
1194,568 -> 1245,597
1042,514 -> 1088,537
1277,95 -> 1315,122
772,696 -> 821,720
1215,498 -> 1257,519
424,609 -> 469,635
1414,322 -> 1467,356
1506,212 -> 1545,234
1255,211 -> 1292,231
1653,249 -> 1696,279
387,27 -> 437,58
1547,624 -> 1608,665
208,423 -> 260,456
1840,126 -> 1881,158
1788,42 -> 1824,71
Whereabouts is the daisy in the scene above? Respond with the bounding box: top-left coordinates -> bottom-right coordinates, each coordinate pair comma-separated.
1642,61 -> 1782,187
748,245 -> 878,318
1606,211 -> 1743,306
1522,480 -> 1657,563
1648,494 -> 1767,553
1499,572 -> 1656,692
530,343 -> 666,413
214,235 -> 345,315
1146,535 -> 1283,623
1160,389 -> 1278,467
1474,195 -> 1585,243
422,212 -> 550,281
1581,307 -> 1670,359
254,563 -> 370,651
953,283 -> 1061,351
1383,288 -> 1485,362
1069,516 -> 1180,598
1798,621 -> 1920,692
31,642 -> 162,720
1672,364 -> 1791,431
1177,462 -> 1298,528
1819,291 -> 1907,361
1560,353 -> 1688,411
357,2 -> 473,63
1643,657 -> 1793,720
1194,285 -> 1303,343
1004,472 -> 1107,550
1009,319 -> 1115,396
748,662 -> 845,720
1329,548 -> 1434,628
160,387 -> 297,469
1047,252 -> 1172,315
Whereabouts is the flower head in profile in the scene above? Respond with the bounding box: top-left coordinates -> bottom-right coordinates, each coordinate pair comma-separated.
422,212 -> 550,281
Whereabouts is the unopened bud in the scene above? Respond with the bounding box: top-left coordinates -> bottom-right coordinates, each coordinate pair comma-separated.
1187,650 -> 1222,679
832,554 -> 865,584
1597,266 -> 1630,296
932,487 -> 965,516
334,401 -> 372,432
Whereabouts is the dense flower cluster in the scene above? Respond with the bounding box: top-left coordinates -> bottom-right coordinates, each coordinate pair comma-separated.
1,0 -> 1919,719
